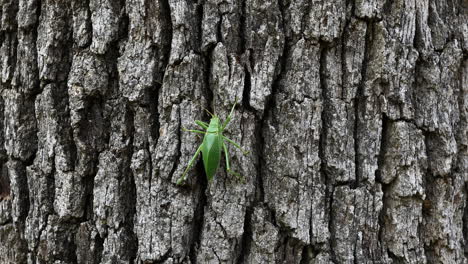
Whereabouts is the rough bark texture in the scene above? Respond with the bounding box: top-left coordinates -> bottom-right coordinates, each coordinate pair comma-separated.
0,0 -> 467,263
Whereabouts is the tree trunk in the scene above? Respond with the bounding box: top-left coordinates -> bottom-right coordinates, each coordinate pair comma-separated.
0,0 -> 467,263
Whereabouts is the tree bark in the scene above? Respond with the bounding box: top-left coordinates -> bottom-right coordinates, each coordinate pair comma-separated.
0,0 -> 467,263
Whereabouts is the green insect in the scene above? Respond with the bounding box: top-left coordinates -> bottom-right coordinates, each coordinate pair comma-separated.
176,99 -> 249,185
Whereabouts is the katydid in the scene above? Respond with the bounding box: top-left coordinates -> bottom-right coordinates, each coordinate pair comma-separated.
176,99 -> 249,185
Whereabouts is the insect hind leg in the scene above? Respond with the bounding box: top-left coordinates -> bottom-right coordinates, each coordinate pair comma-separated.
223,142 -> 245,183
177,145 -> 202,185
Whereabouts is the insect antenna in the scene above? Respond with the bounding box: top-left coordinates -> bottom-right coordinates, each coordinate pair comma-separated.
203,107 -> 215,117
194,101 -> 215,117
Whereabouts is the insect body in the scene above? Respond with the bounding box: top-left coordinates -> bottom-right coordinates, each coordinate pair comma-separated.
176,100 -> 249,185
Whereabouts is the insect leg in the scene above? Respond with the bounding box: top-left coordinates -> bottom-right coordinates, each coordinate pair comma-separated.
195,120 -> 209,129
223,142 -> 231,172
222,97 -> 238,129
223,136 -> 249,155
176,145 -> 203,185
182,127 -> 207,134
223,142 -> 244,182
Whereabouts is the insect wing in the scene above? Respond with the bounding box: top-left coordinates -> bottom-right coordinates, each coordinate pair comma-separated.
201,133 -> 222,181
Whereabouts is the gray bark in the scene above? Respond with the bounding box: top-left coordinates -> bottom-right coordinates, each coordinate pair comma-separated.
0,0 -> 466,263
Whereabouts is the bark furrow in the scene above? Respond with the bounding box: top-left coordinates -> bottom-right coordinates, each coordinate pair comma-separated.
0,0 -> 466,263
